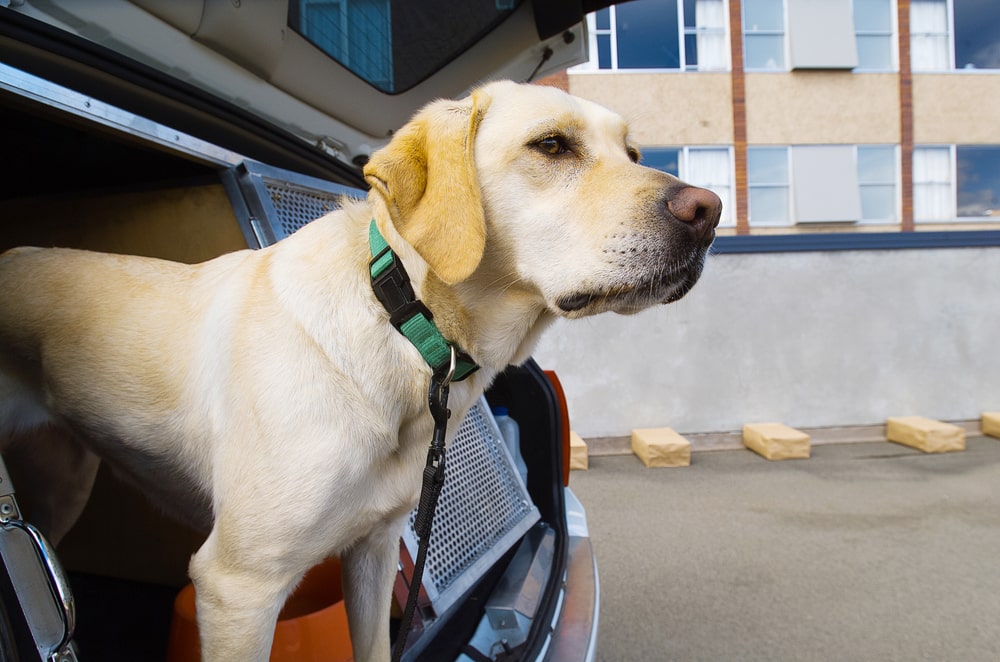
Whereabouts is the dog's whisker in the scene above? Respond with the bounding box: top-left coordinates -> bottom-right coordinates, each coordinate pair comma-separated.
498,278 -> 528,297
485,270 -> 523,289
488,272 -> 529,298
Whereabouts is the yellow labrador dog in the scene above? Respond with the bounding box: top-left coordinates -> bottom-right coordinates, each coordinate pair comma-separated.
0,81 -> 720,661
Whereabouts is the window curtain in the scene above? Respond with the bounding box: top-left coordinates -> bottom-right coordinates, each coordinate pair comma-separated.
695,0 -> 727,70
913,147 -> 953,220
686,148 -> 732,225
910,0 -> 950,71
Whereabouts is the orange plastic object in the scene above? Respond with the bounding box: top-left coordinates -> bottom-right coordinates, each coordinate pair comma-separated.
166,557 -> 354,662
544,370 -> 572,486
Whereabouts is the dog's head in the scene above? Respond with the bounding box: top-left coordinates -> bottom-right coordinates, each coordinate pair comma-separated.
364,80 -> 721,318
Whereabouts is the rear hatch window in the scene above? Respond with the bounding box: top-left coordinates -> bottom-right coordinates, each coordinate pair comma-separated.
288,0 -> 522,93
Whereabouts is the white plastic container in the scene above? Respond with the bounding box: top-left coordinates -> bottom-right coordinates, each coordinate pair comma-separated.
491,406 -> 528,486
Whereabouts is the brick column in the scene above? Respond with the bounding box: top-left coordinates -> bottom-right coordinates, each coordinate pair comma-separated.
729,0 -> 750,234
534,70 -> 569,92
898,0 -> 915,231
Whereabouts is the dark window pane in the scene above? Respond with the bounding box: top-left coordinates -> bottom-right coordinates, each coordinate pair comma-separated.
956,145 -> 1000,217
954,0 -> 1000,69
596,7 -> 611,30
598,33 -> 613,69
290,0 -> 521,93
685,33 -> 698,68
616,0 -> 680,69
683,0 -> 697,28
642,147 -> 680,176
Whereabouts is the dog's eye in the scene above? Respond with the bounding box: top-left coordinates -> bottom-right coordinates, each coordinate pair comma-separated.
627,147 -> 641,163
536,136 -> 569,156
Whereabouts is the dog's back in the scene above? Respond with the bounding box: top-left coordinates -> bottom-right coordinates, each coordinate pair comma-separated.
0,246 -> 236,537
1,246 -> 191,430
1,247 -> 82,440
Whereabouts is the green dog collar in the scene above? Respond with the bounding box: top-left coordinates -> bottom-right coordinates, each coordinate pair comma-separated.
368,220 -> 478,381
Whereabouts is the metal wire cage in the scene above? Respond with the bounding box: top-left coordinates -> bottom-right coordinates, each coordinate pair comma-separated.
401,400 -> 538,617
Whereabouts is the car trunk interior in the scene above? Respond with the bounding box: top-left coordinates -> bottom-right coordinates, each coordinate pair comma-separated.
0,94 -> 247,265
1,91 -> 239,659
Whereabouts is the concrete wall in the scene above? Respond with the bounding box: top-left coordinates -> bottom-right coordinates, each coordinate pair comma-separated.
532,247 -> 1000,438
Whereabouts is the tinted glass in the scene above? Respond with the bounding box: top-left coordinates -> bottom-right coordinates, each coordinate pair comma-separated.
957,145 -> 1000,217
616,0 -> 680,69
641,147 -> 681,176
597,33 -> 613,69
954,0 -> 1000,69
685,33 -> 699,68
683,0 -> 697,28
596,7 -> 611,30
290,0 -> 521,93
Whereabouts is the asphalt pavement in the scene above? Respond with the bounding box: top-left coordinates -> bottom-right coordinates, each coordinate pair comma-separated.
569,436 -> 1000,661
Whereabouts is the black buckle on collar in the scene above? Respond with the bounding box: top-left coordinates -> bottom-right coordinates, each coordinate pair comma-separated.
370,248 -> 433,329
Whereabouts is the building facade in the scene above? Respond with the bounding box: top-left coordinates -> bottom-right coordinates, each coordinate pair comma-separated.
551,0 -> 1000,237
533,0 -> 1000,440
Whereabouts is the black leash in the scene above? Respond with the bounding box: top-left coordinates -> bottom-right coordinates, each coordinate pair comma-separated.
368,221 -> 478,661
391,349 -> 456,662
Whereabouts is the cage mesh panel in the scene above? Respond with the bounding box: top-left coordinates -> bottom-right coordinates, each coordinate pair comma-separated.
407,403 -> 534,590
265,182 -> 341,239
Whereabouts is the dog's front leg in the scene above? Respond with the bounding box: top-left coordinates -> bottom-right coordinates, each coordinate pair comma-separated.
342,516 -> 407,662
188,526 -> 306,662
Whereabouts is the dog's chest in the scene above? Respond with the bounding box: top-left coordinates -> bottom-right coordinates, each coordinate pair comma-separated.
344,386 -> 484,526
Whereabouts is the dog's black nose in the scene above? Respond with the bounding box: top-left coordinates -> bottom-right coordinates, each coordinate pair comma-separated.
667,185 -> 722,245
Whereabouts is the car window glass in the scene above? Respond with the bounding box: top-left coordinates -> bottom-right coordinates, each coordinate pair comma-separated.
288,0 -> 522,93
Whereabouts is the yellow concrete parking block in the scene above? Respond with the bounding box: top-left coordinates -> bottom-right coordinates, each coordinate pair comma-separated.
631,428 -> 691,468
886,416 -> 965,453
742,422 -> 811,461
569,431 -> 589,471
981,412 -> 1000,439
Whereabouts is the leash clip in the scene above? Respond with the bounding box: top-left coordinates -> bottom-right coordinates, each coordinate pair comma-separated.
437,344 -> 458,388
427,346 -> 457,460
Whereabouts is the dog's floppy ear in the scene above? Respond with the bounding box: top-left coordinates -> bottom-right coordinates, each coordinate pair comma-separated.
364,90 -> 489,285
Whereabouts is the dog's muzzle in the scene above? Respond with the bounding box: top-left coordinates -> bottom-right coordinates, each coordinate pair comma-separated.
665,184 -> 723,249
556,184 -> 722,315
